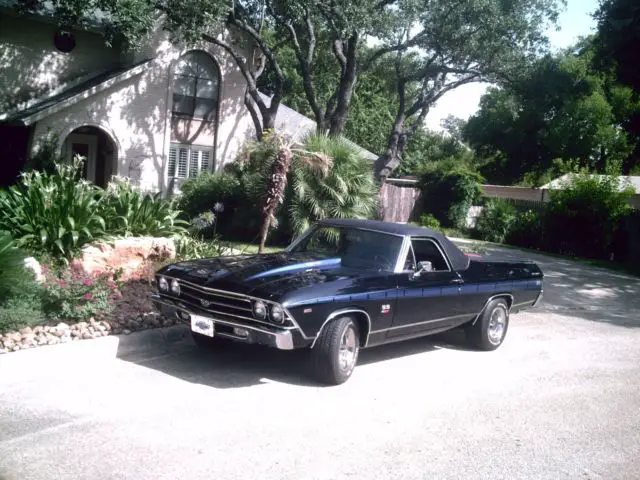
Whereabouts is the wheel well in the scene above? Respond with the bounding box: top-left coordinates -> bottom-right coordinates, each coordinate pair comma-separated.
494,294 -> 514,310
318,309 -> 370,348
348,312 -> 370,347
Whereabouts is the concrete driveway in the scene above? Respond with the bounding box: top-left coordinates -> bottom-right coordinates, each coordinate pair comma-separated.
1,243 -> 639,480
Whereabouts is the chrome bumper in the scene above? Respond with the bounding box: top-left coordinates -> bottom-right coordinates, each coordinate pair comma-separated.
151,294 -> 295,350
532,290 -> 544,308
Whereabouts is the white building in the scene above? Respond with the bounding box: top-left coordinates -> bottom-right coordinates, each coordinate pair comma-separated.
0,2 -> 265,192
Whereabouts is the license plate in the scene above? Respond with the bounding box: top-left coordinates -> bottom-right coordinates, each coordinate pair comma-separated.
191,315 -> 215,337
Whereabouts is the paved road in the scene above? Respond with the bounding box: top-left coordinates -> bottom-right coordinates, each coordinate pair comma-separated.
1,244 -> 640,480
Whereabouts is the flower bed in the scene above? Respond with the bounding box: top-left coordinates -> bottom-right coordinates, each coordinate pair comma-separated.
0,280 -> 176,354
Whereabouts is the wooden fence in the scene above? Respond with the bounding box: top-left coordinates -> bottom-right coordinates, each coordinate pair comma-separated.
379,179 -> 421,223
380,180 -> 640,223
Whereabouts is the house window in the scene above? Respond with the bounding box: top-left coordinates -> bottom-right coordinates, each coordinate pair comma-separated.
168,144 -> 213,179
172,51 -> 220,121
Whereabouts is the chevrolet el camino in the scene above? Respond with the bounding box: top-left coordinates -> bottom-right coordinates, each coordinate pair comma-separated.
152,219 -> 544,385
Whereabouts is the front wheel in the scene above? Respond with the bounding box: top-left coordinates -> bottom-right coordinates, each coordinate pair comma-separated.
310,316 -> 360,385
465,298 -> 510,351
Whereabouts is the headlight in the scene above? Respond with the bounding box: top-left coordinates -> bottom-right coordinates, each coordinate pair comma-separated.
158,276 -> 169,292
253,300 -> 267,319
170,279 -> 181,296
270,305 -> 285,324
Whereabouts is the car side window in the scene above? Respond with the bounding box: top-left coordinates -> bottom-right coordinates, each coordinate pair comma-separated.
404,238 -> 450,272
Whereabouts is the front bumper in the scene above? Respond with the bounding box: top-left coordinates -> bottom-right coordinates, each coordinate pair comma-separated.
532,289 -> 544,308
151,294 -> 297,350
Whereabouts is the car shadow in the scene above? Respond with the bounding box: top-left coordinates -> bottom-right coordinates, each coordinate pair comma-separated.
115,327 -> 470,389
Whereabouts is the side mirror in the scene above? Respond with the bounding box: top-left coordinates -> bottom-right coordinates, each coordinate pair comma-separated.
412,261 -> 433,278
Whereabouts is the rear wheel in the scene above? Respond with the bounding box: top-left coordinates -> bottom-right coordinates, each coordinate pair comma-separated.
310,316 -> 360,385
465,298 -> 509,351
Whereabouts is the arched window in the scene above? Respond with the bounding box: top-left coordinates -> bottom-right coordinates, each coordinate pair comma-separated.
172,51 -> 220,120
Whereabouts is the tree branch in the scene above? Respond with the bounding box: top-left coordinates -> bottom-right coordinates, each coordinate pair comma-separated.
285,19 -> 324,125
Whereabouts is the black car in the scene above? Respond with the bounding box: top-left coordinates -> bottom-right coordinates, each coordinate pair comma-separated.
152,219 -> 544,385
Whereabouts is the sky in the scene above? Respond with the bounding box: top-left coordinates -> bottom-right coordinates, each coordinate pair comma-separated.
424,0 -> 602,131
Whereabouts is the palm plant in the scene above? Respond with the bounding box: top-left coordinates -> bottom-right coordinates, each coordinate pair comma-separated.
243,131 -> 332,253
288,134 -> 379,238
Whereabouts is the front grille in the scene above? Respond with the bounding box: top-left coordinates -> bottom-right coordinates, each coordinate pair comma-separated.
171,281 -> 292,329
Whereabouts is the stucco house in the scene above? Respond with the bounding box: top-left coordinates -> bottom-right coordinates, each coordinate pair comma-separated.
0,3 -> 376,193
0,2 -> 264,191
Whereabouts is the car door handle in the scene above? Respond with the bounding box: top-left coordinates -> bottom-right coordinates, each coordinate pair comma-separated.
450,278 -> 464,285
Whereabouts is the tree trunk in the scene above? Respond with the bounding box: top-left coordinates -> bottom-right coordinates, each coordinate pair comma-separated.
245,90 -> 263,140
259,145 -> 293,253
327,35 -> 359,137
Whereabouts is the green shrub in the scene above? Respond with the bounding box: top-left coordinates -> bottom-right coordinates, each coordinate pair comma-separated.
103,177 -> 188,237
418,163 -> 484,229
507,209 -> 543,249
0,232 -> 26,299
473,199 -> 517,244
0,157 -> 107,259
542,174 -> 634,259
287,134 -> 379,238
177,171 -> 242,224
0,232 -> 46,334
418,214 -> 441,230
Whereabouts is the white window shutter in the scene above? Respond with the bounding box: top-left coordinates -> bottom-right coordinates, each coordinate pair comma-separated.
177,147 -> 188,178
168,145 -> 177,178
201,150 -> 211,173
189,150 -> 200,178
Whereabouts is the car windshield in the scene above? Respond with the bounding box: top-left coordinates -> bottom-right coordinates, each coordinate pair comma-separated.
289,226 -> 404,271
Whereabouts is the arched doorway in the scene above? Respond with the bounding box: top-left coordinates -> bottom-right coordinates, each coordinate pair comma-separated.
61,126 -> 118,188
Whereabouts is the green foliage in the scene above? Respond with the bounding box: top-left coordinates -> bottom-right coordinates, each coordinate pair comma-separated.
103,178 -> 188,237
595,0 -> 640,92
507,209 -> 543,249
0,232 -> 25,299
464,37 -> 640,184
473,199 -> 518,244
418,214 -> 441,230
0,157 -> 107,259
396,128 -> 475,176
287,135 -> 379,237
0,233 -> 46,334
177,171 -> 242,222
418,163 -> 484,229
542,173 -> 634,259
42,270 -> 124,323
0,158 -> 192,261
24,133 -> 63,174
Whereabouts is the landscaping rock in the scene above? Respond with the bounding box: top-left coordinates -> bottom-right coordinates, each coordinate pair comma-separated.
69,237 -> 176,282
24,256 -> 45,283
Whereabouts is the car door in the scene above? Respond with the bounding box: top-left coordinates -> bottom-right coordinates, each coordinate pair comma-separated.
387,237 -> 465,338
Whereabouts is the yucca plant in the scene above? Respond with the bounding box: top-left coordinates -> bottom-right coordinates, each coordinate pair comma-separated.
288,134 -> 379,238
102,177 -> 189,237
0,156 -> 107,259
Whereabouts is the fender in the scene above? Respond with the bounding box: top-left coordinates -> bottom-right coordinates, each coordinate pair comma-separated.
310,308 -> 372,349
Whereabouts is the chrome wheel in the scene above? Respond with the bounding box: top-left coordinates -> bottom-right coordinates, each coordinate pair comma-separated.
487,306 -> 507,345
338,325 -> 358,373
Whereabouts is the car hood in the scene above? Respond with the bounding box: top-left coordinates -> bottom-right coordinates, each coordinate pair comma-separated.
157,252 -> 375,302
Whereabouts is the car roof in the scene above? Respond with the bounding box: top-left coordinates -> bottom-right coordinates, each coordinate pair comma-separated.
315,219 -> 470,271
